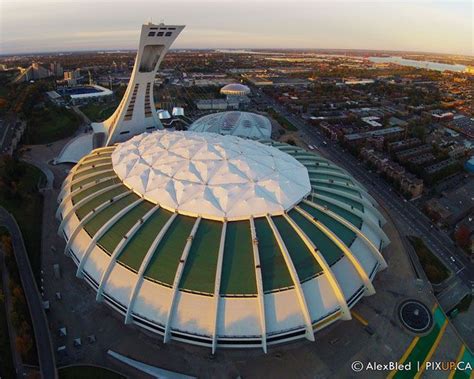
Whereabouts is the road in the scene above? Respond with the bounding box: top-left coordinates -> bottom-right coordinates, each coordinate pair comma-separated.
0,207 -> 58,379
256,89 -> 473,291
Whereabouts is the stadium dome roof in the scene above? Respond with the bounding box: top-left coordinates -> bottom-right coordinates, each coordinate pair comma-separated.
220,83 -> 251,96
188,111 -> 272,139
57,131 -> 389,352
112,132 -> 310,220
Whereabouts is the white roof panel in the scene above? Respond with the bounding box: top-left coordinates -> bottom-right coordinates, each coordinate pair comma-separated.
112,131 -> 311,220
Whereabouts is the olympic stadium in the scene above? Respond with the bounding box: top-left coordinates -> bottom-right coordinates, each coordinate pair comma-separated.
57,130 -> 389,352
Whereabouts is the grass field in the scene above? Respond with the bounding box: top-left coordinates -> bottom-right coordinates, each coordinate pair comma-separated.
58,365 -> 126,379
25,105 -> 81,144
267,109 -> 298,131
0,159 -> 44,282
408,236 -> 450,284
80,102 -> 117,122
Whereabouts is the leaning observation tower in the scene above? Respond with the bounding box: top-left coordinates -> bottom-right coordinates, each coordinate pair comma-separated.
92,22 -> 185,145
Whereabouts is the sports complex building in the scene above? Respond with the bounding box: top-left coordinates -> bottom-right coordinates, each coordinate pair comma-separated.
57,130 -> 389,352
188,111 -> 272,139
49,85 -> 114,105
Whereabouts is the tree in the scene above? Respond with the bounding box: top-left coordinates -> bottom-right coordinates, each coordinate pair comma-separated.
454,225 -> 471,249
1,234 -> 13,257
16,334 -> 33,356
412,124 -> 427,142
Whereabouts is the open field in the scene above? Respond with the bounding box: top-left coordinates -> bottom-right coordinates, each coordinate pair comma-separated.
80,102 -> 117,122
267,108 -> 298,131
25,106 -> 81,144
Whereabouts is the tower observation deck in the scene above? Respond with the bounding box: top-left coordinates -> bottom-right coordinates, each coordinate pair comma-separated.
92,22 -> 185,145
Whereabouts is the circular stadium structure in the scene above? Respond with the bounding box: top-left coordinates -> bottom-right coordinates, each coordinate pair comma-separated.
57,130 -> 389,352
220,83 -> 251,96
188,111 -> 272,139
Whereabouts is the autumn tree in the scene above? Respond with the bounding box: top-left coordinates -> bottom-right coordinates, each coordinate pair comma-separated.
454,224 -> 471,250
16,334 -> 33,356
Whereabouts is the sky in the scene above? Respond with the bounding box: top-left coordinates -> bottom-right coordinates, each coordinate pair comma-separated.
0,0 -> 472,56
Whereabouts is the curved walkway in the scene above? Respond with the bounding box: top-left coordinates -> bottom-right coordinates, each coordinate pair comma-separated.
108,350 -> 196,379
0,207 -> 57,379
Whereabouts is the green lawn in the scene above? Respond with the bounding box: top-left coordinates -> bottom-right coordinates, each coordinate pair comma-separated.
267,109 -> 298,131
0,158 -> 44,282
80,102 -> 118,122
59,365 -> 126,379
24,105 -> 81,144
408,236 -> 450,284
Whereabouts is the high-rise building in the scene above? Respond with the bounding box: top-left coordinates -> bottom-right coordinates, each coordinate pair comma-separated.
91,22 -> 184,145
64,69 -> 81,86
50,62 -> 64,77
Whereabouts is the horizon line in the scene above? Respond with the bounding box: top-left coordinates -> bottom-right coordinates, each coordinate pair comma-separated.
1,46 -> 473,59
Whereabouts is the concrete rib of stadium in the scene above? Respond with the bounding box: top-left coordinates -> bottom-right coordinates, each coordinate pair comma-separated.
57,131 -> 389,353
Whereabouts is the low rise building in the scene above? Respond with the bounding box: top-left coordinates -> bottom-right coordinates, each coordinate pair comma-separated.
408,153 -> 436,166
361,148 -> 423,198
425,158 -> 458,175
448,115 -> 474,139
195,98 -> 239,110
427,109 -> 454,122
388,117 -> 408,128
396,144 -> 432,163
388,138 -> 421,152
425,180 -> 474,225
344,127 -> 404,145
400,173 -> 424,199
46,91 -> 65,106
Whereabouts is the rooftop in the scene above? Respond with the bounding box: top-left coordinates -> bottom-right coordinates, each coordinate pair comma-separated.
57,138 -> 389,349
189,111 -> 272,139
220,83 -> 251,96
111,131 -> 310,220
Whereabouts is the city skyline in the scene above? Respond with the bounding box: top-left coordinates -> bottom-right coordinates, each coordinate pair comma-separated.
1,0 -> 472,56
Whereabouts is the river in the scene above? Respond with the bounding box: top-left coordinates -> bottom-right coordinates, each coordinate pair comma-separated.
369,56 -> 467,73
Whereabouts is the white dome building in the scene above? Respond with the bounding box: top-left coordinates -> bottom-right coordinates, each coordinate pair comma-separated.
188,111 -> 272,140
220,83 -> 251,96
57,131 -> 389,352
